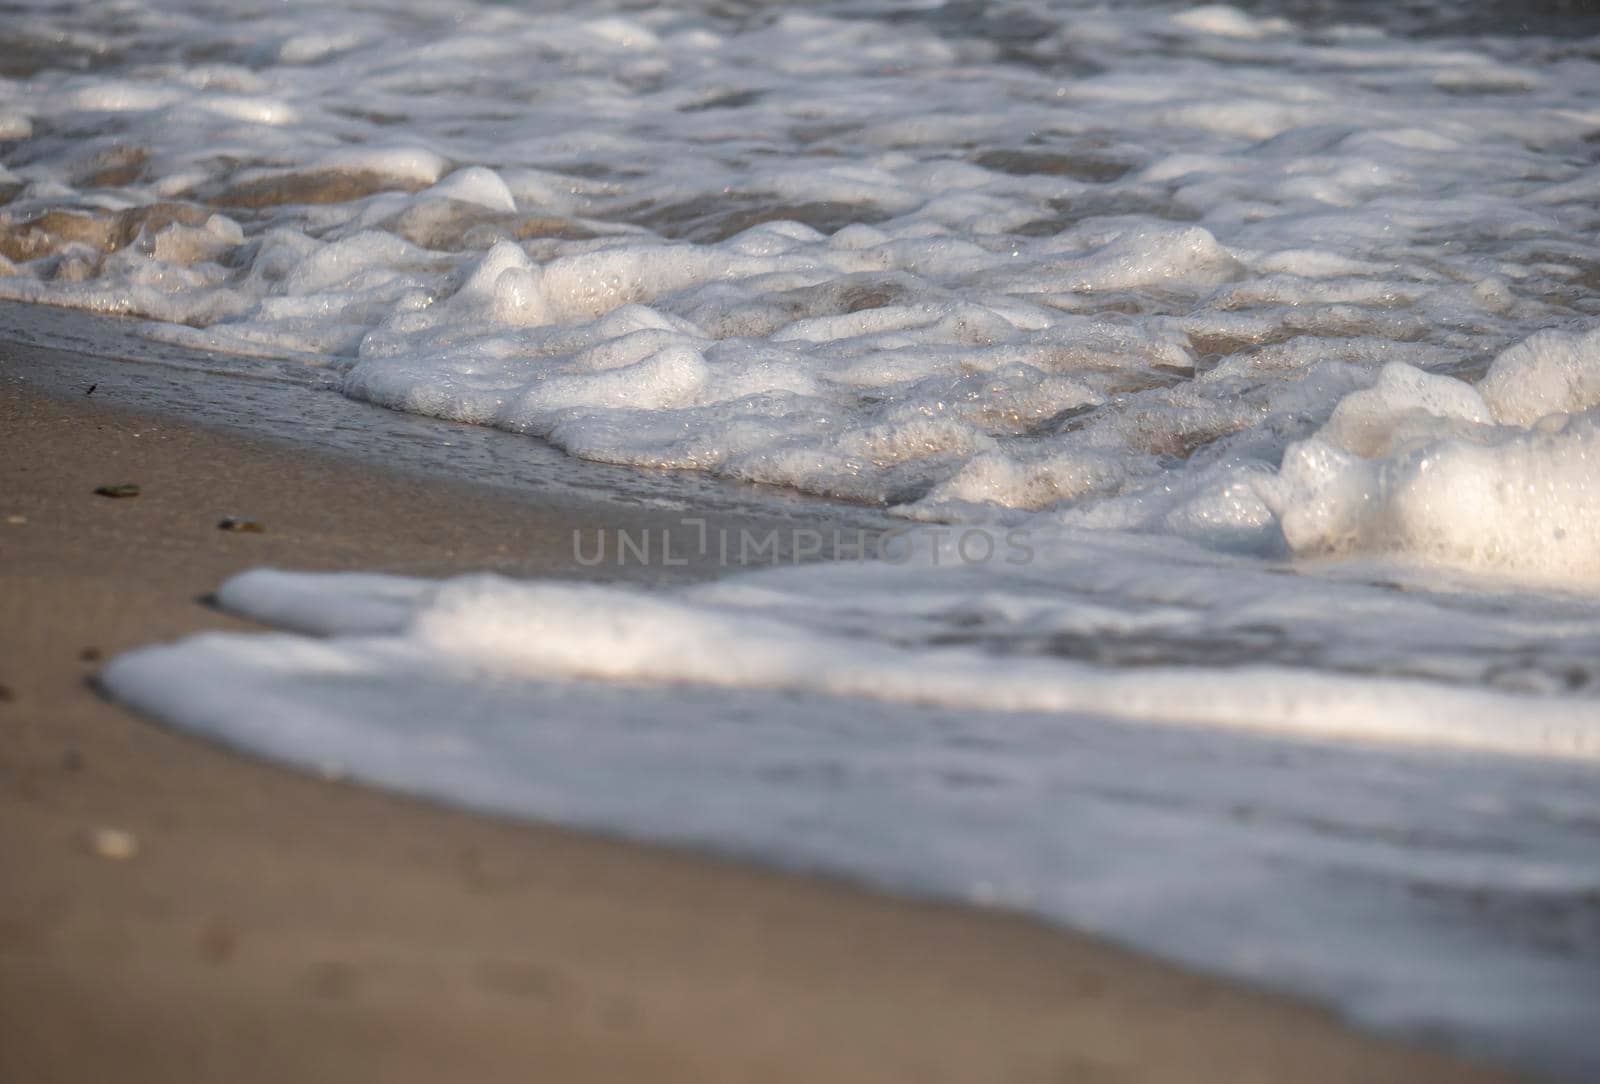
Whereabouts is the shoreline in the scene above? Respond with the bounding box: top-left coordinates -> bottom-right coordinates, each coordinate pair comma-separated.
0,355 -> 1534,1083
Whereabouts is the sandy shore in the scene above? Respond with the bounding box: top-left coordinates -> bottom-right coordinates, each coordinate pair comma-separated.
0,359 -> 1531,1083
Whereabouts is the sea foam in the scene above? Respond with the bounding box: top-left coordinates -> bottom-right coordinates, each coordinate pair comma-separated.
104,546 -> 1600,1075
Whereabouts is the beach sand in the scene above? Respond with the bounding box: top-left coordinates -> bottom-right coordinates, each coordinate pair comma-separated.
0,359 -> 1531,1083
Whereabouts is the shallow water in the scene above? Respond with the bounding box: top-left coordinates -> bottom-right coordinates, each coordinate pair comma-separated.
107,572 -> 1600,1075
0,300 -> 885,529
6,0 -> 1599,1074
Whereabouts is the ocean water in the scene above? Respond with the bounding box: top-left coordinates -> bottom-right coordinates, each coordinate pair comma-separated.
6,0 -> 1600,1073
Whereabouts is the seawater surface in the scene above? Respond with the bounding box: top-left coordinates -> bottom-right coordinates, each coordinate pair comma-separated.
5,0 -> 1599,1074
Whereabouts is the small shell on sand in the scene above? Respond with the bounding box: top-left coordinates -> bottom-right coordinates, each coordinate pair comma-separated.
88,826 -> 140,861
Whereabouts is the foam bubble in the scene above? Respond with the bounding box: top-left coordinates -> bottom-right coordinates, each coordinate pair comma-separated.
1480,327 -> 1600,427
1267,351 -> 1600,584
424,167 -> 516,214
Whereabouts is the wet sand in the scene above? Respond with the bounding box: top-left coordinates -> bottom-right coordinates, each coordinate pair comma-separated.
0,362 -> 1533,1083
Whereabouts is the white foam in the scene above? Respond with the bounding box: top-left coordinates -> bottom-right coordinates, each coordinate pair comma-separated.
103,548 -> 1600,1075
1263,352 -> 1600,583
187,564 -> 1600,761
1172,5 -> 1290,40
314,147 -> 451,188
1318,361 -> 1494,458
423,167 -> 516,214
3,0 -> 1597,526
1480,326 -> 1600,428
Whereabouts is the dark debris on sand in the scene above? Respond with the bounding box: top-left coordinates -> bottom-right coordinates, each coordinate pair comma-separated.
93,483 -> 140,498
